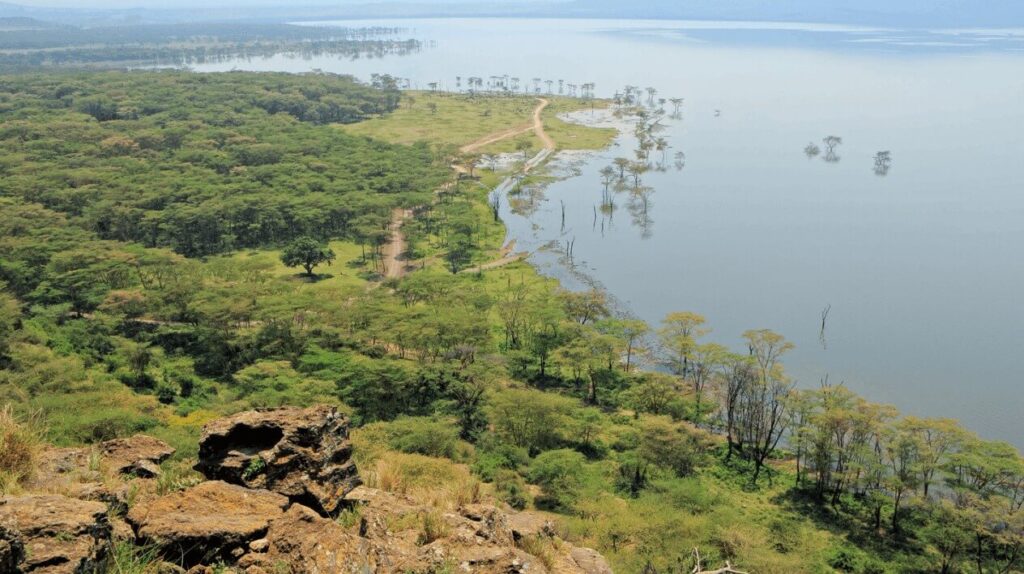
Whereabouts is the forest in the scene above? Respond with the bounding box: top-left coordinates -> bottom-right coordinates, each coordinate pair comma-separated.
0,71 -> 1021,574
0,23 -> 423,70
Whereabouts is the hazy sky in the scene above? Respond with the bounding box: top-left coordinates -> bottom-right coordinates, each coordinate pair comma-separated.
7,0 -> 499,6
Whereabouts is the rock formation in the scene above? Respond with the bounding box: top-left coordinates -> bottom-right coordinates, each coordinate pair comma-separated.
194,405 -> 360,516
127,481 -> 289,565
0,495 -> 111,574
1,405 -> 613,573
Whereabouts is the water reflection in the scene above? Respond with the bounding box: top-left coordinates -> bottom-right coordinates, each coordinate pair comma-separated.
873,151 -> 893,176
823,135 -> 843,163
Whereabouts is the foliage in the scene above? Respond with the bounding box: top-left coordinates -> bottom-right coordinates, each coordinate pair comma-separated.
528,449 -> 587,510
280,237 -> 336,276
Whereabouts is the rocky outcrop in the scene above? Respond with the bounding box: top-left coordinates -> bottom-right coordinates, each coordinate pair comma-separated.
126,481 -> 288,565
0,494 -> 111,574
194,405 -> 360,516
100,435 -> 175,478
3,407 -> 615,573
570,547 -> 615,574
0,525 -> 25,573
33,435 -> 174,491
507,510 -> 556,541
238,504 -> 382,573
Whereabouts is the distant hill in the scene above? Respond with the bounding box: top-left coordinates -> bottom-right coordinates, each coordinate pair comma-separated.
0,0 -> 1019,27
0,16 -> 56,30
550,0 -> 1024,27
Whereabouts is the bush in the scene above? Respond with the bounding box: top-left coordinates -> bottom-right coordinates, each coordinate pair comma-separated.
527,449 -> 586,511
361,417 -> 463,460
638,417 -> 713,477
652,477 -> 722,514
494,469 -> 529,510
827,545 -> 873,573
472,440 -> 529,481
489,389 -> 575,455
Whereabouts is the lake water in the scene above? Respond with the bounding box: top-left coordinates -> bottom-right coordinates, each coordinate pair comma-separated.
192,19 -> 1024,447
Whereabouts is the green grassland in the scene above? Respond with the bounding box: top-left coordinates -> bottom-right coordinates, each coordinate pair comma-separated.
340,91 -> 617,155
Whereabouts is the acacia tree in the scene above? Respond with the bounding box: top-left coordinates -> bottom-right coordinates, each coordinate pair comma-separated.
688,342 -> 727,421
658,311 -> 707,379
740,329 -> 795,484
598,318 -> 649,372
281,236 -> 336,277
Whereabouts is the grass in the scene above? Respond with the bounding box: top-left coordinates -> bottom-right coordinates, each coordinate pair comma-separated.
341,92 -> 616,155
106,541 -> 161,574
0,405 -> 43,494
221,239 -> 368,291
341,92 -> 540,149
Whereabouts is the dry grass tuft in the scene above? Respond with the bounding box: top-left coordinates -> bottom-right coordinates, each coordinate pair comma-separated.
417,510 -> 450,545
0,405 -> 43,494
363,453 -> 485,512
517,534 -> 557,570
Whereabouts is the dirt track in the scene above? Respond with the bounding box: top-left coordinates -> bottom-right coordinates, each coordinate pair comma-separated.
386,99 -> 555,280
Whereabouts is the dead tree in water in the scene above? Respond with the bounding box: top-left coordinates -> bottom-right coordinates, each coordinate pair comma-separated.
819,304 -> 831,350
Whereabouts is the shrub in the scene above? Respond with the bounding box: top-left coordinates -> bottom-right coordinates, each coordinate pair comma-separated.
360,417 -> 463,461
638,417 -> 713,477
489,389 -> 575,455
472,441 -> 529,482
527,449 -> 586,511
653,477 -> 722,514
494,469 -> 529,510
387,418 -> 462,460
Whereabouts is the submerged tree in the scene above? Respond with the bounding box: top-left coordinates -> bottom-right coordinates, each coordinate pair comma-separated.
874,150 -> 893,176
823,135 -> 843,163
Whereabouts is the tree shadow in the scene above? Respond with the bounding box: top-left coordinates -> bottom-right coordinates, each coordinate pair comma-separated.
769,486 -> 922,561
289,272 -> 335,283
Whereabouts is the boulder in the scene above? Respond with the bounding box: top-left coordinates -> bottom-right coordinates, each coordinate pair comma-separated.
507,511 -> 556,541
100,435 -> 175,478
459,504 -> 515,546
194,406 -> 360,516
126,481 -> 288,566
0,494 -> 110,574
238,504 -> 383,574
570,547 -> 614,574
31,435 -> 174,495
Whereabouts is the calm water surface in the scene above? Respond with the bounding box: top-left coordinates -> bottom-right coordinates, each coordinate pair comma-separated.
193,19 -> 1024,447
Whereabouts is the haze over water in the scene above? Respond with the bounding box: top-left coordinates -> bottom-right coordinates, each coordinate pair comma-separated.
193,19 -> 1024,447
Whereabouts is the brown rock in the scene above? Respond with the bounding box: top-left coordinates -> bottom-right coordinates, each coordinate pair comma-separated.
507,511 -> 556,541
248,538 -> 269,553
156,563 -> 187,574
243,504 -> 383,573
460,504 -> 514,546
195,406 -> 360,516
570,547 -> 614,574
0,525 -> 25,573
126,481 -> 288,566
0,494 -> 111,574
100,435 -> 175,477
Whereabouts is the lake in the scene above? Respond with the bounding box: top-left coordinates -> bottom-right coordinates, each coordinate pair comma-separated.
192,18 -> 1024,447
